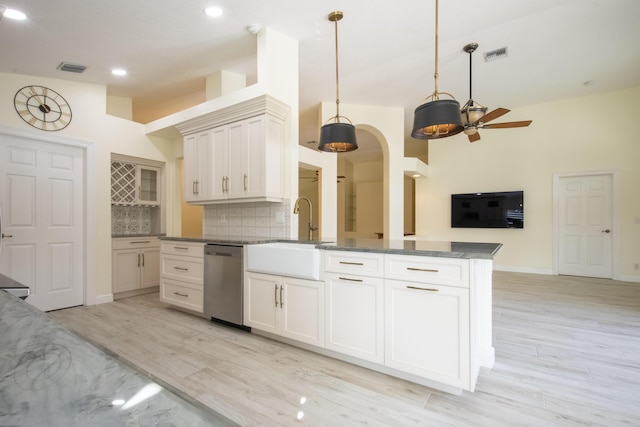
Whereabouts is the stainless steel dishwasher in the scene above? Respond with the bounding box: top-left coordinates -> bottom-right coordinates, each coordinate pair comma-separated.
203,244 -> 246,328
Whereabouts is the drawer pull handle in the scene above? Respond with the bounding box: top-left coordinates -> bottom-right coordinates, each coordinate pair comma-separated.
274,284 -> 278,307
173,292 -> 189,297
339,277 -> 363,282
339,261 -> 364,266
279,285 -> 284,308
407,285 -> 439,292
407,267 -> 439,273
174,246 -> 189,250
173,266 -> 189,271
130,240 -> 151,244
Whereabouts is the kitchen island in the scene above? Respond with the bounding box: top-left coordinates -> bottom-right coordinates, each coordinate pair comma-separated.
160,236 -> 501,394
243,237 -> 501,394
0,288 -> 237,426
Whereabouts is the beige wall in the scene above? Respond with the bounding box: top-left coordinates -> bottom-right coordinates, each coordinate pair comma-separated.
417,86 -> 640,281
0,72 -> 177,302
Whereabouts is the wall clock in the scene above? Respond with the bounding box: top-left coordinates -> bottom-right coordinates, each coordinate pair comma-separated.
13,85 -> 72,131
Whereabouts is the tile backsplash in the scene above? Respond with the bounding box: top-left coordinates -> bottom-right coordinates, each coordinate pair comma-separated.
112,205 -> 152,235
202,200 -> 292,238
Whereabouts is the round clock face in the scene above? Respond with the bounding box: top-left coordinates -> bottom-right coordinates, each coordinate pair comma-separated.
14,85 -> 72,131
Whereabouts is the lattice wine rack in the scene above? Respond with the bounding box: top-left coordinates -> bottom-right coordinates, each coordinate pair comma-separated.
111,161 -> 137,205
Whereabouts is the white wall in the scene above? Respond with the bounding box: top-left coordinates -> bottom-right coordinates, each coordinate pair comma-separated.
416,86 -> 640,281
0,72 -> 176,301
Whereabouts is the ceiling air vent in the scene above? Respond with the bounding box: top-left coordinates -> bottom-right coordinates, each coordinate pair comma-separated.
483,47 -> 508,62
57,62 -> 87,73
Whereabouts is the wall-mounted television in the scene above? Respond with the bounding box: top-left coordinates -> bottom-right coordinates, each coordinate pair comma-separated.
451,191 -> 524,229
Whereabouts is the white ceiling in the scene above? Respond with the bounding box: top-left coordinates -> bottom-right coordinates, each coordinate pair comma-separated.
2,0 -> 639,158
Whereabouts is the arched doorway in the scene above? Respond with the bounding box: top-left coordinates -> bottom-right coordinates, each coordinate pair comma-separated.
337,128 -> 384,239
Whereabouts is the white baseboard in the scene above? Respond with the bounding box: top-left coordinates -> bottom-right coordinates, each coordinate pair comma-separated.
493,265 -> 554,275
619,274 -> 640,284
95,294 -> 114,305
494,266 -> 640,284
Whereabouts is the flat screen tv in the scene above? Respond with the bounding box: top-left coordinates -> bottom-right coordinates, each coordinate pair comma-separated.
451,191 -> 524,229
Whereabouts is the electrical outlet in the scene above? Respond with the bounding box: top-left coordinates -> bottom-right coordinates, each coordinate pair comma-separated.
635,263 -> 639,270
220,214 -> 226,224
275,211 -> 285,224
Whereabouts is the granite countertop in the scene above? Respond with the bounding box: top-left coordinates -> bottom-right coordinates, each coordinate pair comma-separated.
112,233 -> 166,238
316,238 -> 502,259
0,273 -> 30,299
161,235 -> 282,245
0,290 -> 237,426
161,236 -> 502,259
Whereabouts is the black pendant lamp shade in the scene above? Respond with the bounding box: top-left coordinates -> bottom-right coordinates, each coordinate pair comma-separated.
412,99 -> 463,139
411,0 -> 463,140
319,122 -> 357,152
318,11 -> 358,153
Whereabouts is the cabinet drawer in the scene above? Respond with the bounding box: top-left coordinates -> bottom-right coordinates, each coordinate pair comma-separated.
161,254 -> 204,284
113,237 -> 159,250
385,255 -> 469,288
325,251 -> 384,277
160,278 -> 203,313
160,241 -> 204,257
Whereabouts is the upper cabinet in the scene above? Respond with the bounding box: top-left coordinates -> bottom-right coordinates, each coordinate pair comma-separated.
178,95 -> 289,205
183,131 -> 215,203
111,159 -> 161,207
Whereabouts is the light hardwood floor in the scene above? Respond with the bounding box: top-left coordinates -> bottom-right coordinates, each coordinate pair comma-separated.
49,272 -> 640,426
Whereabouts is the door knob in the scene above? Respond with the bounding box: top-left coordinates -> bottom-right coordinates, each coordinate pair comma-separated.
602,229 -> 611,233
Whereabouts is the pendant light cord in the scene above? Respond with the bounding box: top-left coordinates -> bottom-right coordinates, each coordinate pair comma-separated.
433,0 -> 439,97
334,15 -> 341,120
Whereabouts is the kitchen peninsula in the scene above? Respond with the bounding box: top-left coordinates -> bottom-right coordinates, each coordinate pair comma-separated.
162,236 -> 501,394
0,286 -> 236,426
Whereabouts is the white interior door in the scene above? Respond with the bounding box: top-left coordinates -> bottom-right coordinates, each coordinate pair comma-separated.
557,173 -> 613,278
0,134 -> 85,311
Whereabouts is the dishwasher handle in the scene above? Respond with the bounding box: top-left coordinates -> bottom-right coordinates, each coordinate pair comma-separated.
212,252 -> 232,257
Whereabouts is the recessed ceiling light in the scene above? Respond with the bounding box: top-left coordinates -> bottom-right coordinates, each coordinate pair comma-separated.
204,7 -> 223,17
3,8 -> 27,20
112,69 -> 127,76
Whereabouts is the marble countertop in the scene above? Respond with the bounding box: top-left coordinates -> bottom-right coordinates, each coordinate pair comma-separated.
0,290 -> 237,426
161,236 -> 502,259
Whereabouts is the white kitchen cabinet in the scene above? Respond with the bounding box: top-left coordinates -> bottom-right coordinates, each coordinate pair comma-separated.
384,279 -> 471,390
324,251 -> 384,363
325,273 -> 384,363
244,271 -> 324,347
183,131 -> 214,203
183,114 -> 284,204
385,254 -> 469,288
111,161 -> 161,207
159,241 -> 205,313
112,237 -> 160,296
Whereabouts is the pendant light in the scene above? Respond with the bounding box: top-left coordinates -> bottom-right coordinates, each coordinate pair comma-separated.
318,11 -> 358,152
411,0 -> 464,140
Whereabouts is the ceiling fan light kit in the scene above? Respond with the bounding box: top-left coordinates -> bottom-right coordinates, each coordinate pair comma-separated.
318,10 -> 358,153
460,42 -> 532,142
411,0 -> 464,140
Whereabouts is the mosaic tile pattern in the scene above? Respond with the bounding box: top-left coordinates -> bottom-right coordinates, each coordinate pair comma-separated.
111,205 -> 152,235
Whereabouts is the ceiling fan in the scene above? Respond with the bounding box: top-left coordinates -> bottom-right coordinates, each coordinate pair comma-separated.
460,43 -> 532,142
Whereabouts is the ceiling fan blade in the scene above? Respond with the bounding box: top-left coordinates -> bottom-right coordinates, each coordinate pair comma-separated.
482,120 -> 532,129
468,132 -> 481,143
475,107 -> 510,124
